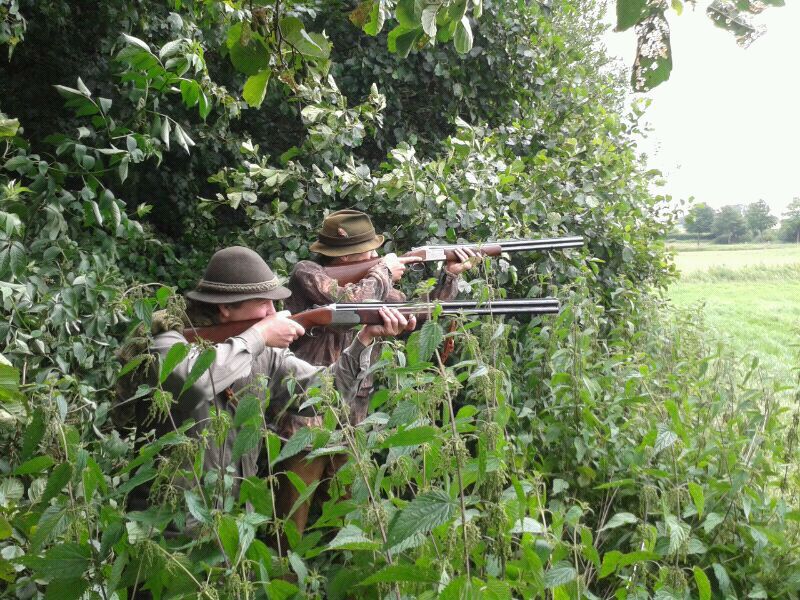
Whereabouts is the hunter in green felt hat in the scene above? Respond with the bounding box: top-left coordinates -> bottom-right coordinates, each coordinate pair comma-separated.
186,246 -> 291,304
309,209 -> 385,257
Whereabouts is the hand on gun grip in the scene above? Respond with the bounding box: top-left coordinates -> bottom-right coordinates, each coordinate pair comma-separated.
256,310 -> 306,348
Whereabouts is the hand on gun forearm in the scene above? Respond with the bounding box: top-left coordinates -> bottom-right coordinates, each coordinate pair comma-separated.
444,247 -> 482,275
357,307 -> 416,345
254,311 -> 305,348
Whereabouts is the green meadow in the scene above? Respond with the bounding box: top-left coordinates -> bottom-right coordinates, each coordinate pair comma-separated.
668,242 -> 800,381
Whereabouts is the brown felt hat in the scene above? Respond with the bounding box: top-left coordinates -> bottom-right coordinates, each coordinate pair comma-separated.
309,209 -> 385,257
186,246 -> 291,304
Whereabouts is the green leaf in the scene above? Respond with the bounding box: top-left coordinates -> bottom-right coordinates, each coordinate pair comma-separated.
694,566 -> 711,600
232,424 -> 261,463
275,427 -> 313,466
279,18 -> 330,59
395,0 -> 421,26
45,577 -> 89,600
600,512 -> 638,531
14,455 -> 55,475
180,79 -> 200,107
359,564 -> 438,585
118,157 -> 129,183
666,515 -> 690,555
0,478 -> 24,506
326,524 -> 380,551
386,490 -> 456,548
40,463 -> 73,505
454,16 -> 473,54
544,562 -> 577,588
598,550 -> 622,578
20,408 -> 45,460
380,425 -> 438,448
243,69 -> 272,108
418,320 -> 443,362
159,342 -> 189,383
421,4 -> 439,38
218,515 -> 239,560
688,482 -> 705,518
388,25 -> 422,58
32,503 -> 68,550
185,490 -> 212,525
26,543 -> 91,579
616,0 -> 648,31
234,394 -> 262,428
229,37 -> 270,75
121,34 -> 152,53
631,12 -> 672,91
180,347 -> 216,396
0,118 -> 19,138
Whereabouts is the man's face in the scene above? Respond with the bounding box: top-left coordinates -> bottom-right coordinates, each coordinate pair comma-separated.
219,298 -> 275,323
339,249 -> 379,263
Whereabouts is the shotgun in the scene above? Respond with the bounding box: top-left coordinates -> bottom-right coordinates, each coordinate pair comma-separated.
183,298 -> 560,344
322,236 -> 584,285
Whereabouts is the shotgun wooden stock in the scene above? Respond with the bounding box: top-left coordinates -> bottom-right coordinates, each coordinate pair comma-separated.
321,235 -> 584,285
182,299 -> 560,344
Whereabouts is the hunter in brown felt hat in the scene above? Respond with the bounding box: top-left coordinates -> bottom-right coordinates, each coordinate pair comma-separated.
308,209 -> 386,257
186,245 -> 292,304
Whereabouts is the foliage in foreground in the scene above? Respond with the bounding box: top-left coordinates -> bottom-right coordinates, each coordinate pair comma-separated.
1,294 -> 799,598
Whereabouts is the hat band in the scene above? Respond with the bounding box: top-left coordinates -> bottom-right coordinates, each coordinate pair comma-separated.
318,229 -> 378,247
196,277 -> 282,293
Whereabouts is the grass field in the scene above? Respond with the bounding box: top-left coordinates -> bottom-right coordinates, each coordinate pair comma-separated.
668,244 -> 800,382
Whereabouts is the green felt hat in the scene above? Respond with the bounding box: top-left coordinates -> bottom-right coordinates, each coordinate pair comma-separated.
309,209 -> 385,257
186,246 -> 291,304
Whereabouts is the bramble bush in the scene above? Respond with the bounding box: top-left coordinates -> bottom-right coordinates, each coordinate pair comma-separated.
0,0 -> 798,598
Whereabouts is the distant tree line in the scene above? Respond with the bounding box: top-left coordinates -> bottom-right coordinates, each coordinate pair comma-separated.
681,199 -> 800,244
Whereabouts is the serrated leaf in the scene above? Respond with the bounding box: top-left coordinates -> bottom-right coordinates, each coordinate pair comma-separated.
598,550 -> 622,578
274,427 -> 313,466
712,562 -> 731,593
159,342 -> 189,383
544,562 -> 577,588
688,482 -> 704,518
0,118 -> 19,137
14,455 -> 55,475
510,517 -> 544,534
454,16 -> 473,54
185,490 -> 212,525
31,503 -> 68,551
396,0 -> 421,26
666,515 -> 690,555
26,543 -> 91,579
386,490 -> 456,548
654,423 -> 678,454
180,347 -> 216,396
694,566 -> 711,600
232,424 -> 261,463
600,512 -> 638,531
326,524 -> 379,551
180,79 -> 200,108
359,564 -> 438,585
234,394 -> 262,428
21,408 -> 45,460
703,511 -> 724,533
418,319 -> 443,362
0,478 -> 24,506
243,69 -> 271,108
380,425 -> 437,448
40,463 -> 73,505
161,117 -> 171,149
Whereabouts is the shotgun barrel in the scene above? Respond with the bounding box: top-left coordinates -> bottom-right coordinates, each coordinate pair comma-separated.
183,298 -> 560,344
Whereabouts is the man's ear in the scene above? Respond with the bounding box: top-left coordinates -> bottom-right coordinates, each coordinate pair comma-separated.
218,304 -> 230,320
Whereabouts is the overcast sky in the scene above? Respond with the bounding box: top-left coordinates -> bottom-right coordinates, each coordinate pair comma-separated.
602,1 -> 800,218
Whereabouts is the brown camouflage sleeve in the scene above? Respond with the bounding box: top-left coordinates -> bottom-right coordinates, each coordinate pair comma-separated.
429,269 -> 459,301
289,260 -> 397,305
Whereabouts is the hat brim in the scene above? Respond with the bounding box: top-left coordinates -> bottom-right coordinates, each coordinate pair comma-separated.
185,285 -> 292,305
309,234 -> 385,257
